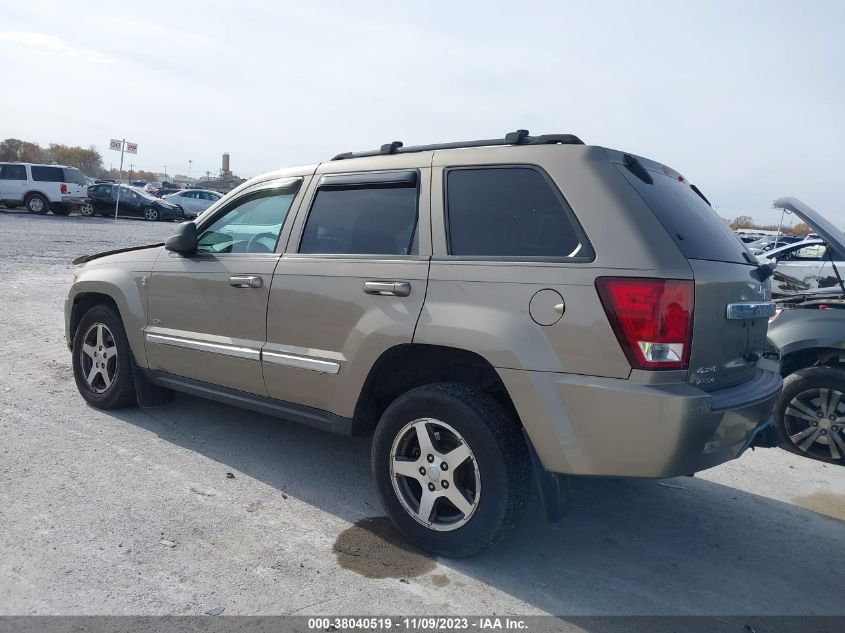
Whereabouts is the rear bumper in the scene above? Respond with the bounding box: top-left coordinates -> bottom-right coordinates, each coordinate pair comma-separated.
500,366 -> 782,478
60,196 -> 89,207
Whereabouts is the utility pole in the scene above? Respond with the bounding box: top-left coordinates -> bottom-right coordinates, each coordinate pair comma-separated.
164,165 -> 167,178
188,160 -> 193,180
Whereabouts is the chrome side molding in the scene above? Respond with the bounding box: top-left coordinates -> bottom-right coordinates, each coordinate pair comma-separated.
726,302 -> 776,320
145,333 -> 261,360
262,351 -> 341,375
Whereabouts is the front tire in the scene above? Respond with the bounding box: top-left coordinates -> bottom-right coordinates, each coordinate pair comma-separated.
79,202 -> 95,217
25,193 -> 49,215
774,366 -> 845,464
71,304 -> 137,409
143,207 -> 160,221
371,383 -> 530,557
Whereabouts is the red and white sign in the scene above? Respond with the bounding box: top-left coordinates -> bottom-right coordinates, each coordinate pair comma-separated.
109,139 -> 122,151
126,142 -> 138,154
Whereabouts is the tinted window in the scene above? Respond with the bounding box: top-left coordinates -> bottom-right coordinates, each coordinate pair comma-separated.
63,168 -> 86,185
300,185 -> 418,255
31,166 -> 64,182
0,164 -> 26,180
198,188 -> 298,254
446,167 -> 584,258
619,165 -> 751,265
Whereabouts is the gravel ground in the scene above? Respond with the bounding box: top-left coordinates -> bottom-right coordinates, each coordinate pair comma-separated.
0,209 -> 843,617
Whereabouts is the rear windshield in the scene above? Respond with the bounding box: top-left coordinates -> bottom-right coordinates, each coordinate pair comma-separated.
618,165 -> 752,265
63,168 -> 86,185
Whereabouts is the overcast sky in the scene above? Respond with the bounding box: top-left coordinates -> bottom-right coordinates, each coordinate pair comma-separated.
2,0 -> 843,227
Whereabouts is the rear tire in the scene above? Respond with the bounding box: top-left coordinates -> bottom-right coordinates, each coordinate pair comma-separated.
71,304 -> 137,409
371,383 -> 530,557
25,193 -> 49,215
774,366 -> 845,464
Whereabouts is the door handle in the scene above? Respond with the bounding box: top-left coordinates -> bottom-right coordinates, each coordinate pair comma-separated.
363,281 -> 411,297
228,275 -> 263,288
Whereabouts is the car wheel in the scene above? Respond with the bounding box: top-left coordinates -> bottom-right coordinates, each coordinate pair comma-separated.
79,202 -> 95,217
371,382 -> 530,557
774,366 -> 845,464
25,193 -> 49,215
71,304 -> 137,409
143,207 -> 159,221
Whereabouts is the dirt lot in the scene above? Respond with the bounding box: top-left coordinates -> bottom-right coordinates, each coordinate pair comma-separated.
0,209 -> 843,617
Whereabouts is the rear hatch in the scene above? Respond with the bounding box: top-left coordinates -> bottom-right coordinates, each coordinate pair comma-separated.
617,157 -> 770,391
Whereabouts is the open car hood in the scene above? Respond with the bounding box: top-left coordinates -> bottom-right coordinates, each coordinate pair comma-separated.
773,197 -> 845,255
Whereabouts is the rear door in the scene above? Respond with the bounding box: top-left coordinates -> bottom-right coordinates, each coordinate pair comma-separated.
262,166 -> 431,418
618,161 -> 769,391
146,178 -> 305,395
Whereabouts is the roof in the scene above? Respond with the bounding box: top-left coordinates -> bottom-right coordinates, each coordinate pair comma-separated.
331,129 -> 584,161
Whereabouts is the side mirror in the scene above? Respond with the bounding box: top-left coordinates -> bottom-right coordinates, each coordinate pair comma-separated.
165,221 -> 198,253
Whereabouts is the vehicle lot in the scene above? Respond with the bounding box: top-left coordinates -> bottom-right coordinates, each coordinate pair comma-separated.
0,210 -> 842,616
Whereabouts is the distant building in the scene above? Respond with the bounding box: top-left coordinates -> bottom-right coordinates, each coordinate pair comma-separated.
196,152 -> 246,193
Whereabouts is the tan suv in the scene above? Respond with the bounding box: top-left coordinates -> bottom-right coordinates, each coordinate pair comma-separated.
66,131 -> 782,556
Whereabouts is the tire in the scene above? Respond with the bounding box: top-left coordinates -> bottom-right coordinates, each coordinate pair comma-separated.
143,207 -> 159,221
79,202 -> 95,217
371,383 -> 530,557
51,206 -> 71,216
71,304 -> 137,409
774,366 -> 845,464
25,193 -> 49,215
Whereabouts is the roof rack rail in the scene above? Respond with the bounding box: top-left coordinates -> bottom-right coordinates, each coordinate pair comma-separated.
331,130 -> 584,161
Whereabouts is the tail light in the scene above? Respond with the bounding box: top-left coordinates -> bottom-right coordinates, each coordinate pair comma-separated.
596,277 -> 694,370
60,184 -> 68,194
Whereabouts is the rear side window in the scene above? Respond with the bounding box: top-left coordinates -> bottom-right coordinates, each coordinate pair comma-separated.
0,164 -> 26,180
300,184 -> 418,255
445,167 -> 589,258
618,165 -> 751,264
31,166 -> 65,182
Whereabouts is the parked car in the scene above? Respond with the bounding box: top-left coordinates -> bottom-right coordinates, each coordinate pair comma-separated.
129,180 -> 148,188
747,234 -> 803,255
763,239 -> 845,296
85,184 -> 183,221
0,162 -> 91,215
766,197 -> 845,464
66,131 -> 781,556
163,189 -> 222,218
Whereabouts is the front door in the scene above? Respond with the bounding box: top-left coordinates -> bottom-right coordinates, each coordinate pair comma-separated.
145,178 -> 306,395
262,167 -> 431,418
0,164 -> 28,203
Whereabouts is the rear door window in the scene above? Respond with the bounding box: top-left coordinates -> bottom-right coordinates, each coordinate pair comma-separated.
445,167 -> 591,259
618,165 -> 751,264
0,164 -> 26,180
299,180 -> 418,256
31,166 -> 65,182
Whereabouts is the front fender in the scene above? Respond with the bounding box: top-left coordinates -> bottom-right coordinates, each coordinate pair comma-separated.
767,308 -> 845,358
67,261 -> 156,367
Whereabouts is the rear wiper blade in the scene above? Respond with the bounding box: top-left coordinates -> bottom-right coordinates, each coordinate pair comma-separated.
690,184 -> 711,206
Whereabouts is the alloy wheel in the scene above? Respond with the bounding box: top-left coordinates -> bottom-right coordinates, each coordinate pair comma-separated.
79,323 -> 118,394
390,418 -> 481,531
784,387 -> 845,461
80,202 -> 94,216
144,208 -> 158,221
29,197 -> 45,213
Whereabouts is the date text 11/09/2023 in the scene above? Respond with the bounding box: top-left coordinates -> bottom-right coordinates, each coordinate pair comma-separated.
307,617 -> 529,631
